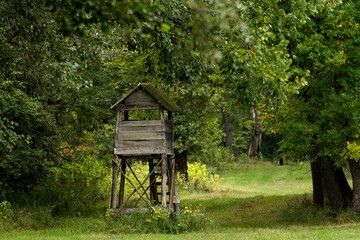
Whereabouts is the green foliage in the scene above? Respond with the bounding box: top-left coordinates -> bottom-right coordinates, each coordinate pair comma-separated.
0,201 -> 13,222
230,109 -> 253,156
31,154 -> 111,216
265,0 -> 360,166
173,84 -> 226,166
177,162 -> 219,192
0,0 -> 118,201
0,87 -> 58,197
106,206 -> 212,234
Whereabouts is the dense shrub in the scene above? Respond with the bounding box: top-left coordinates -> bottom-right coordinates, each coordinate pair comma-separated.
31,154 -> 111,216
177,162 -> 219,192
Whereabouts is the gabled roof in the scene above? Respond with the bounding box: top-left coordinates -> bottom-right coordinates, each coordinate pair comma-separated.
110,83 -> 181,112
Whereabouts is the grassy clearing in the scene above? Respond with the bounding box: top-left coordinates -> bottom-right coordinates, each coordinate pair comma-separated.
2,161 -> 360,239
218,161 -> 312,195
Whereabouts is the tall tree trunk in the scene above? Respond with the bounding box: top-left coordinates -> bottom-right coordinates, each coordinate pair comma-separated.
348,159 -> 360,212
319,157 -> 352,210
247,108 -> 263,158
221,107 -> 233,154
311,160 -> 324,207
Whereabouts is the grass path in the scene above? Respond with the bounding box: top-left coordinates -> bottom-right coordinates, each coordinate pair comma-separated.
2,162 -> 360,239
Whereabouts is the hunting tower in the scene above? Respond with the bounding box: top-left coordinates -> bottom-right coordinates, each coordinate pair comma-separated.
110,83 -> 180,215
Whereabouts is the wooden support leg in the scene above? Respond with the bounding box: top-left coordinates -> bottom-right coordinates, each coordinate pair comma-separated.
149,159 -> 159,204
172,196 -> 181,223
110,155 -> 119,209
118,159 -> 126,208
161,154 -> 167,208
168,156 -> 175,211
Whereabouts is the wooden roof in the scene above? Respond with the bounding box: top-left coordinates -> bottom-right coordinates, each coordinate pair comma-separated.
110,83 -> 181,112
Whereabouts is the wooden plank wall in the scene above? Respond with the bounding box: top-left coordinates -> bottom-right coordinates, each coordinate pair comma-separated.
114,120 -> 174,155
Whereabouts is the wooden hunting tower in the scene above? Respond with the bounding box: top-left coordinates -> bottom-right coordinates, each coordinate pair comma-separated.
110,83 -> 180,215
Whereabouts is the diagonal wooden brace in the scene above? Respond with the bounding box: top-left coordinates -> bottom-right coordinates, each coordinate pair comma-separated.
114,157 -> 164,217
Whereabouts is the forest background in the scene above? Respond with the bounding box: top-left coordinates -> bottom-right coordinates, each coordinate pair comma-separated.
1,0 -> 360,223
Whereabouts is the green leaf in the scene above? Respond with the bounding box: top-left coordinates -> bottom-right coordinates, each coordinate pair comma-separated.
161,23 -> 171,32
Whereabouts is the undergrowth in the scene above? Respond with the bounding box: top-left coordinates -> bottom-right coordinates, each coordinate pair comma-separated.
177,162 -> 220,192
0,202 -> 56,231
105,206 -> 213,234
282,194 -> 360,225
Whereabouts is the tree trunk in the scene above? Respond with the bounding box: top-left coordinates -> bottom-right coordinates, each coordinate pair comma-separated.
333,164 -> 353,207
311,160 -> 324,207
247,108 -> 263,158
319,157 -> 352,210
175,151 -> 188,180
348,159 -> 360,212
221,107 -> 233,154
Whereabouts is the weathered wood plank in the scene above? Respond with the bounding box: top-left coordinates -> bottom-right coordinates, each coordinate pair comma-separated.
161,154 -> 167,208
173,196 -> 180,213
168,157 -> 175,211
120,104 -> 162,111
165,120 -> 173,133
124,89 -> 158,104
115,153 -> 173,159
111,208 -> 151,214
115,139 -> 165,148
114,148 -> 166,155
117,132 -> 165,141
165,132 -> 173,142
119,120 -> 164,126
117,125 -> 164,132
110,155 -> 119,209
160,108 -> 165,120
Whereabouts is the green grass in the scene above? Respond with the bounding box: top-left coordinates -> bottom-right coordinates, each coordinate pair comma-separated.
2,161 -> 360,239
218,161 -> 312,195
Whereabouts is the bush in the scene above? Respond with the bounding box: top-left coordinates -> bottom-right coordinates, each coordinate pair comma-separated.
0,201 -> 14,231
177,162 -> 219,192
106,206 -> 212,234
32,154 -> 111,216
0,201 -> 13,221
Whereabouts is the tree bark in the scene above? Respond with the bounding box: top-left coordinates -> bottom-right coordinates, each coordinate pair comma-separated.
221,107 -> 233,154
175,151 -> 188,180
333,164 -> 353,207
311,160 -> 324,207
348,159 -> 360,212
247,108 -> 263,158
319,157 -> 352,210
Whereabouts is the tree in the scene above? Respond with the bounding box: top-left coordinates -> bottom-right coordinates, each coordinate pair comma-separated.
0,0 -> 120,200
264,0 -> 360,210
